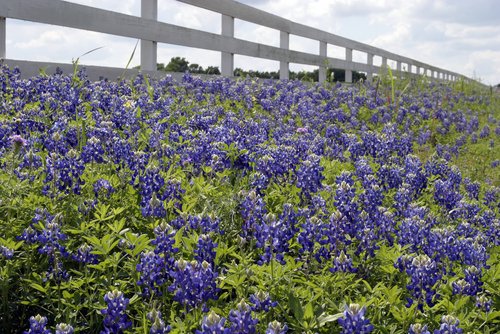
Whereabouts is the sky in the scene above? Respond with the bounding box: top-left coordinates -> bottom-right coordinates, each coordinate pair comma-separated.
5,0 -> 500,85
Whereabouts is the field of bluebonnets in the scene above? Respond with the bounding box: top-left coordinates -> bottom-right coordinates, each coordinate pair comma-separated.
0,63 -> 499,334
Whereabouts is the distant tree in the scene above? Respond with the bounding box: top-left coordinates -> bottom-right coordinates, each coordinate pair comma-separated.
205,66 -> 221,75
188,63 -> 204,73
165,57 -> 189,73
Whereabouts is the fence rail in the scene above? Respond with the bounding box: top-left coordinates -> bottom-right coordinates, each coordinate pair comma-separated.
0,0 -> 467,83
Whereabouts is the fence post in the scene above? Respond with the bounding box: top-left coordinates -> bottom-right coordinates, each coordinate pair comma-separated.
319,41 -> 327,83
0,17 -> 5,59
345,48 -> 353,83
279,31 -> 289,80
367,53 -> 373,81
396,61 -> 402,80
141,0 -> 157,71
221,14 -> 234,77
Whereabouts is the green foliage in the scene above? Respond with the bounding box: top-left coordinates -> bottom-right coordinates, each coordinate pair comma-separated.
0,67 -> 499,333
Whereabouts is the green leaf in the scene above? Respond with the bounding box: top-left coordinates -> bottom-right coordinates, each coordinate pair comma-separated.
62,290 -> 73,299
303,302 -> 314,320
30,283 -> 47,294
317,313 -> 343,327
288,292 -> 304,322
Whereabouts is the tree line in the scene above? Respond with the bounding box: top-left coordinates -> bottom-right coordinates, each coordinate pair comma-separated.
148,57 -> 367,82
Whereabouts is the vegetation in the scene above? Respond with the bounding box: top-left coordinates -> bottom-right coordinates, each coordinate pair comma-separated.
0,64 -> 499,333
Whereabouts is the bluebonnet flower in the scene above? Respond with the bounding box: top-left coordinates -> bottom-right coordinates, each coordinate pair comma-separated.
452,279 -> 471,296
479,125 -> 490,138
81,136 -> 105,163
394,183 -> 413,216
434,315 -> 463,334
470,133 -> 478,144
377,163 -> 403,190
142,192 -> 167,219
483,187 -> 498,210
463,178 -> 480,200
18,210 -> 69,282
265,321 -> 288,334
139,166 -> 166,218
42,150 -> 85,196
15,149 -> 43,181
24,314 -> 51,334
330,251 -> 357,273
195,234 -> 218,266
72,243 -> 99,264
151,222 -> 178,267
422,226 -> 457,264
463,266 -> 483,296
101,289 -> 132,334
434,179 -> 462,211
93,178 -> 114,199
296,153 -> 324,200
168,259 -> 220,310
475,294 -> 492,312
458,237 -> 489,269
240,190 -> 267,239
196,311 -> 229,334
147,309 -> 171,334
249,291 -> 277,312
404,155 -> 427,196
355,221 -> 380,259
9,134 -> 27,154
136,250 -> 167,297
297,216 -> 320,257
55,323 -> 74,334
338,304 -> 373,334
228,299 -> 258,333
402,254 -> 442,309
254,204 -> 298,265
249,172 -> 269,193
334,172 -> 359,228
0,245 -> 14,259
408,323 -> 430,334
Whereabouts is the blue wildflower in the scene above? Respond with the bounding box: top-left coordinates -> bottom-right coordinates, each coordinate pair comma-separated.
147,309 -> 171,334
101,289 -> 132,334
228,299 -> 258,333
265,320 -> 288,334
338,304 -> 373,334
409,323 -> 430,334
195,311 -> 229,334
55,323 -> 74,334
434,315 -> 462,334
24,314 -> 51,334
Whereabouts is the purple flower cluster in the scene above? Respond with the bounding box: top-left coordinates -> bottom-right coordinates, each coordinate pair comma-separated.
228,300 -> 258,333
434,315 -> 463,334
396,254 -> 442,310
18,210 -> 69,281
196,311 -> 229,334
249,291 -> 277,312
337,304 -> 373,334
168,259 -> 220,310
147,309 -> 171,334
100,289 -> 132,334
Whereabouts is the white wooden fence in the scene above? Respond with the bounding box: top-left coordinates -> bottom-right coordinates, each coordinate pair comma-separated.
0,0 -> 466,83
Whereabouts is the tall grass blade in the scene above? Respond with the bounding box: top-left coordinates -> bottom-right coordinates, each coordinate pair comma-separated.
121,39 -> 140,80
